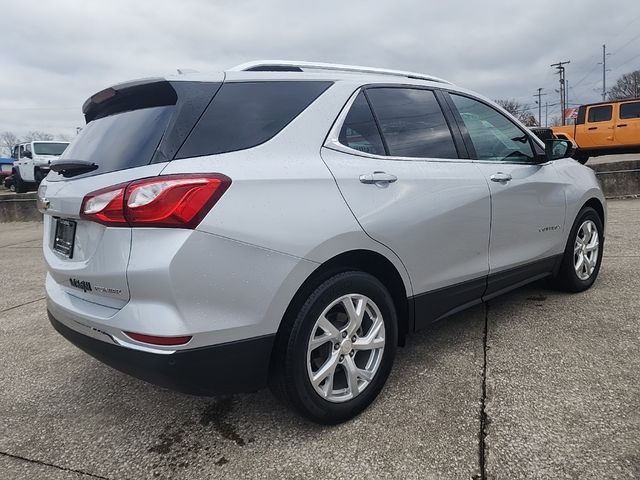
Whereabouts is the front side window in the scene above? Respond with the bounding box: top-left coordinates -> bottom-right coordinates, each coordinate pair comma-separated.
620,102 -> 640,119
588,105 -> 612,123
450,94 -> 535,163
338,92 -> 385,155
365,88 -> 458,159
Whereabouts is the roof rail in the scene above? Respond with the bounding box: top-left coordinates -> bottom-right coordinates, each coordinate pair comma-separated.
229,60 -> 452,85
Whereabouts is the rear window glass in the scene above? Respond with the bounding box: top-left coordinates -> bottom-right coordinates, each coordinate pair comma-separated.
366,88 -> 458,159
588,105 -> 612,122
620,102 -> 640,119
58,106 -> 173,176
176,81 -> 332,158
339,92 -> 385,155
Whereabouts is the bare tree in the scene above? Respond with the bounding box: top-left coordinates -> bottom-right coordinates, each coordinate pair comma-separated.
607,70 -> 640,100
57,133 -> 72,142
495,99 -> 536,125
0,131 -> 19,157
23,131 -> 55,142
549,116 -> 562,127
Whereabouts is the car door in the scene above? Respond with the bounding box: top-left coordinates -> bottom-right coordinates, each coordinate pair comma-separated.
447,93 -> 567,298
321,86 -> 491,328
22,143 -> 34,181
575,104 -> 615,148
16,144 -> 26,174
616,100 -> 640,146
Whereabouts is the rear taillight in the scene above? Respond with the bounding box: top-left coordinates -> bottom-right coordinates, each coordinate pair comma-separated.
80,174 -> 231,228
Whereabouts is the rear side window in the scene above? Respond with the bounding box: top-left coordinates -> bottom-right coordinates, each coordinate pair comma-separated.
588,105 -> 612,122
177,81 -> 332,158
338,92 -> 385,155
620,102 -> 640,119
365,88 -> 457,159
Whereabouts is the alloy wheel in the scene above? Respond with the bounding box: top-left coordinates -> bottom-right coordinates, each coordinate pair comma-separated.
574,219 -> 599,281
306,294 -> 385,403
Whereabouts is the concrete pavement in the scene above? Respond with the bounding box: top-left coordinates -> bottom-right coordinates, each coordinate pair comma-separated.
0,200 -> 638,479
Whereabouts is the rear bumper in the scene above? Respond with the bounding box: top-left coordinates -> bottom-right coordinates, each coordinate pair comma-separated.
49,310 -> 275,395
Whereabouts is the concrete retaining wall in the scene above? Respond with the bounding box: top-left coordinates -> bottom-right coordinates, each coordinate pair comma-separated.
0,192 -> 42,222
590,159 -> 640,198
0,160 -> 638,222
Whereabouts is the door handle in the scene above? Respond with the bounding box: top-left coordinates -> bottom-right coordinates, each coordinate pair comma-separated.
359,171 -> 398,185
617,124 -> 627,127
490,172 -> 512,183
588,127 -> 597,130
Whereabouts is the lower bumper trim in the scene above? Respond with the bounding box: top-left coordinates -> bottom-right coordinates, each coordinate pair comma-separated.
49,311 -> 275,395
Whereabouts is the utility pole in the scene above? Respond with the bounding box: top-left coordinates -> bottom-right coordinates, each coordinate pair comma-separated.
600,44 -> 610,101
551,60 -> 570,125
534,88 -> 548,127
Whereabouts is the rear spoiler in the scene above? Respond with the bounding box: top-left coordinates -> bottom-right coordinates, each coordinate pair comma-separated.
82,78 -> 178,123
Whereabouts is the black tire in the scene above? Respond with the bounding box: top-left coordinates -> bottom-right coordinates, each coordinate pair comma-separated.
34,167 -> 45,185
13,169 -> 27,193
270,271 -> 397,424
552,207 -> 604,292
572,152 -> 589,164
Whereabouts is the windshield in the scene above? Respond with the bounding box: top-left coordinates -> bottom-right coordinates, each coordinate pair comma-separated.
33,142 -> 69,156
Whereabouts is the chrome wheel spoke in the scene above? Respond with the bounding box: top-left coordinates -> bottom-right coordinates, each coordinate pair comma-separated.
312,351 -> 340,389
342,295 -> 366,337
353,316 -> 385,351
585,239 -> 599,252
309,317 -> 340,350
343,355 -> 363,396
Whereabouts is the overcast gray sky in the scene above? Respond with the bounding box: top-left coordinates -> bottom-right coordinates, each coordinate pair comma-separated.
1,0 -> 640,137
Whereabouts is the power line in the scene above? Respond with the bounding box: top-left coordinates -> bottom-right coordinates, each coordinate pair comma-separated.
610,31 -> 640,57
608,14 -> 640,44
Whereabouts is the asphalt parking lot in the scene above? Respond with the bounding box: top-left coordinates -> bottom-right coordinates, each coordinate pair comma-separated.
0,199 -> 638,479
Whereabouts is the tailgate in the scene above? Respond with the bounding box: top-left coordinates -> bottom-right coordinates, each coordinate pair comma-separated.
42,164 -> 166,309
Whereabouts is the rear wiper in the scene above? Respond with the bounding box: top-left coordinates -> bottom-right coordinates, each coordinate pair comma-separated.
49,160 -> 98,178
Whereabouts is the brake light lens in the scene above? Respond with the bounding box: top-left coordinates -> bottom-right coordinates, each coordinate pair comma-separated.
80,174 -> 231,228
124,331 -> 192,346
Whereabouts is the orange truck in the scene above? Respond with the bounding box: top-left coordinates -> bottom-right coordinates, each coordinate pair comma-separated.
552,98 -> 640,163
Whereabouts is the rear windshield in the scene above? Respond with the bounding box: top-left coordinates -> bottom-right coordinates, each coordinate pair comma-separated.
33,142 -> 69,156
57,106 -> 173,176
176,81 -> 332,158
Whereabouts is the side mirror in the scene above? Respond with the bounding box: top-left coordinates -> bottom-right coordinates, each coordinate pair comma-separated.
23,151 -> 32,159
545,139 -> 574,161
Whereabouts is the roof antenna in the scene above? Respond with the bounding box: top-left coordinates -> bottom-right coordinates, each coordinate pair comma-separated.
176,68 -> 198,75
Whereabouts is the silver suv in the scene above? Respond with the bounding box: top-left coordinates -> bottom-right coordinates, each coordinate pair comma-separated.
41,61 -> 605,424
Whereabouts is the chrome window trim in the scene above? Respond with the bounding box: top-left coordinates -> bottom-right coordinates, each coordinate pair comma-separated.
324,88 -> 549,166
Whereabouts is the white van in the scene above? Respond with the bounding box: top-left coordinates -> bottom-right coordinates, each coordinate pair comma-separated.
12,140 -> 70,192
